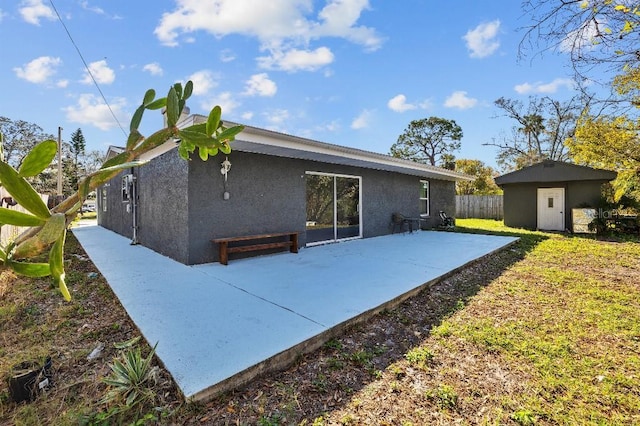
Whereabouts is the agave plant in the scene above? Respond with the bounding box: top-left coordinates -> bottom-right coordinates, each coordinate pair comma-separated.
100,343 -> 158,409
0,81 -> 243,300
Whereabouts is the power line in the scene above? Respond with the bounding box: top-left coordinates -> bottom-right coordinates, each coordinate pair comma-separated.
48,0 -> 127,137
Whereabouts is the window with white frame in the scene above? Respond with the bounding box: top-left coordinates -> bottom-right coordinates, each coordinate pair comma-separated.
419,180 -> 429,216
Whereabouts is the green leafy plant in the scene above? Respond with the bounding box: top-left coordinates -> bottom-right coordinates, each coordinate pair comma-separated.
405,347 -> 435,368
512,409 -> 536,425
0,81 -> 243,300
100,343 -> 158,410
426,384 -> 458,410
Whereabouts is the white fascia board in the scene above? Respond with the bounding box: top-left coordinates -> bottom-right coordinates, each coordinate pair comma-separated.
232,123 -> 473,182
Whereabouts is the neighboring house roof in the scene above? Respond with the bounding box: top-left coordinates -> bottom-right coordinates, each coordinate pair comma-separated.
138,114 -> 473,182
105,145 -> 125,160
494,160 -> 617,185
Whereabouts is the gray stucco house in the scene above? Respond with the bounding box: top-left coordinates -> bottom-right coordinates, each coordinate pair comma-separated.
97,114 -> 471,265
494,160 -> 617,231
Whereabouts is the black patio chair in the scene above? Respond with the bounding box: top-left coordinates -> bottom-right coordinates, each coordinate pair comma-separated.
438,211 -> 455,230
391,212 -> 419,233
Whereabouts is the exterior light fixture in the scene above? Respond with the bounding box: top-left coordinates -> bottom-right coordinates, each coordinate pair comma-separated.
221,157 -> 231,200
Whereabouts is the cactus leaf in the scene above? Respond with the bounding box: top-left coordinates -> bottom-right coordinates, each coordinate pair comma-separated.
0,161 -> 50,219
9,261 -> 51,277
206,106 -> 222,137
101,151 -> 131,169
184,80 -> 193,100
220,143 -> 232,155
143,89 -> 156,106
198,147 -> 208,161
19,140 -> 58,177
173,82 -> 183,99
178,143 -> 190,160
126,129 -> 143,151
130,105 -> 145,132
217,125 -> 244,142
0,207 -> 45,227
177,130 -> 216,148
12,213 -> 66,259
131,127 -> 174,154
166,87 -> 179,127
49,230 -> 70,301
145,98 -> 166,110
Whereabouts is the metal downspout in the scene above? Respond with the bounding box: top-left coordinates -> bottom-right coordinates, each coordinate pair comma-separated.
130,167 -> 139,245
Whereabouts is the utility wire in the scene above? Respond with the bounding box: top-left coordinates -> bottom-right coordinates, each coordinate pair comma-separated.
49,0 -> 128,137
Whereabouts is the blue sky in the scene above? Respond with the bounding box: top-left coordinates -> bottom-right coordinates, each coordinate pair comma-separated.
1,1 -> 581,169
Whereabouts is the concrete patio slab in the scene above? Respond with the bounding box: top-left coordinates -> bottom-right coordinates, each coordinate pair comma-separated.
72,224 -> 517,401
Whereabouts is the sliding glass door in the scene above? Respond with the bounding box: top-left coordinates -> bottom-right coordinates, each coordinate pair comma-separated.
306,172 -> 361,245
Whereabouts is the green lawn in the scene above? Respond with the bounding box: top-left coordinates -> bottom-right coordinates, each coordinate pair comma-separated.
2,219 -> 639,425
321,219 -> 640,425
447,219 -> 640,424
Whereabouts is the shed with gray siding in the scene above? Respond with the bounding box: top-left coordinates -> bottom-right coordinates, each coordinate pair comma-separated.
98,116 -> 471,264
494,160 -> 617,231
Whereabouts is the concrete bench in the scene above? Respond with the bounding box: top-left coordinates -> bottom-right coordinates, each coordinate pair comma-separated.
212,232 -> 299,265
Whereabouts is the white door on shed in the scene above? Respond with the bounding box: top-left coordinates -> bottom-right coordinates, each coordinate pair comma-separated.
537,188 -> 565,231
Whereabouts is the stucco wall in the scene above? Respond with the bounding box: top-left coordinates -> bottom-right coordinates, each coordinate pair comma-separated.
99,148 -> 456,265
136,150 -> 190,263
185,151 -> 455,264
97,171 -> 134,238
422,180 -> 456,229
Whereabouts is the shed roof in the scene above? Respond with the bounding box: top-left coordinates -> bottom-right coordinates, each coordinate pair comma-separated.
137,115 -> 473,182
494,160 -> 617,185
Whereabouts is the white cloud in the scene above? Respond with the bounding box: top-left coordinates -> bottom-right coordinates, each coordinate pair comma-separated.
14,56 -> 62,84
154,0 -> 381,72
463,20 -> 501,58
142,62 -> 163,76
200,92 -> 239,115
244,73 -> 277,97
56,79 -> 69,88
387,94 -> 416,113
387,94 -> 432,112
241,111 -> 254,120
316,120 -> 340,132
81,60 -> 115,85
220,49 -> 236,63
19,0 -> 55,25
560,20 -> 600,54
444,91 -> 478,109
314,0 -> 382,52
514,78 -> 575,94
64,94 -> 128,130
0,9 -> 6,22
258,47 -> 334,72
80,1 -> 104,15
186,70 -> 218,95
264,108 -> 290,125
351,109 -> 373,129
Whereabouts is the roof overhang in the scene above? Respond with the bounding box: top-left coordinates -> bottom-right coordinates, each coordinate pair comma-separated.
138,116 -> 473,182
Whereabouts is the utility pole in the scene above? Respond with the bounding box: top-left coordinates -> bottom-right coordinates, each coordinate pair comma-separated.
57,127 -> 63,197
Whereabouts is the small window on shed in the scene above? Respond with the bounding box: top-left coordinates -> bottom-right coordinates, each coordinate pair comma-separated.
420,180 -> 429,217
548,197 -> 554,208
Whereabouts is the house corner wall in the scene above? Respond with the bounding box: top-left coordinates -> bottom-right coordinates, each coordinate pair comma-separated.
136,149 -> 190,263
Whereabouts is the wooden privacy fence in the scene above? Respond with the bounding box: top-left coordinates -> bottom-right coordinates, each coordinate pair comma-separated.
455,195 -> 503,220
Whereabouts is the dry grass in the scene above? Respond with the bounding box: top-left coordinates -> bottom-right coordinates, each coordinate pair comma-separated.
1,220 -> 639,425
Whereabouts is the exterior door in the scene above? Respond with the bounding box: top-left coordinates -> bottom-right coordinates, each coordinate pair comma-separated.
537,188 -> 565,231
306,172 -> 362,245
